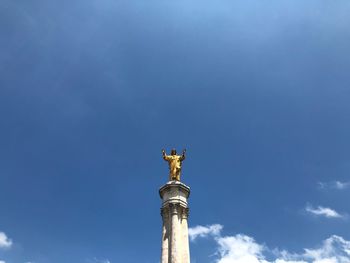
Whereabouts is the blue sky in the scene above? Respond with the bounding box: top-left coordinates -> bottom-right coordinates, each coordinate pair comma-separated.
1,0 -> 350,262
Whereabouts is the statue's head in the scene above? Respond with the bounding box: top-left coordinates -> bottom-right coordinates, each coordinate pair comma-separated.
171,149 -> 177,155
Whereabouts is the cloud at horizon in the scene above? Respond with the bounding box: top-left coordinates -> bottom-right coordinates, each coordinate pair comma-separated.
189,224 -> 350,263
0,232 -> 12,250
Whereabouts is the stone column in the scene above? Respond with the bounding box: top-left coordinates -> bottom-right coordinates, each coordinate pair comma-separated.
181,208 -> 190,263
170,204 -> 180,263
160,181 -> 191,263
161,207 -> 170,263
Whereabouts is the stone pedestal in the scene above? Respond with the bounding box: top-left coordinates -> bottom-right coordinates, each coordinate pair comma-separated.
160,181 -> 190,263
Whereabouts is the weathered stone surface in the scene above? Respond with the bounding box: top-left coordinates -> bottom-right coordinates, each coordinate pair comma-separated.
160,181 -> 190,263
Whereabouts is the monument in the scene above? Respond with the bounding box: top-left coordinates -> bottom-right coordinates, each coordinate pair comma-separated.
160,148 -> 191,263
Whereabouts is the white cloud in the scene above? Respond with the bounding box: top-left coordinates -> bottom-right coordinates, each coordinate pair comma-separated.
0,260 -> 5,263
318,181 -> 350,190
334,181 -> 350,190
216,234 -> 269,263
0,232 -> 12,249
303,235 -> 350,262
87,258 -> 110,263
279,235 -> 350,263
188,224 -> 223,241
305,205 -> 344,219
190,224 -> 350,263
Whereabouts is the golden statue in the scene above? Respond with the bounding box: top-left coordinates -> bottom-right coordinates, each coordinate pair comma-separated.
162,148 -> 186,181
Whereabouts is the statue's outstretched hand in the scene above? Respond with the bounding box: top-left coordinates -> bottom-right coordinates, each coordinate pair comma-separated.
181,149 -> 186,160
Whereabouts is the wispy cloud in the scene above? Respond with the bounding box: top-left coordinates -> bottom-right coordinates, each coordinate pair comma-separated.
86,258 -> 110,263
190,224 -> 350,263
276,235 -> 350,263
0,232 -> 12,249
188,224 -> 223,241
305,204 -> 344,219
318,181 -> 350,190
334,181 -> 350,190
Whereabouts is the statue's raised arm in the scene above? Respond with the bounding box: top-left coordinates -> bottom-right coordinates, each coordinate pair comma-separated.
162,149 -> 169,161
180,149 -> 186,161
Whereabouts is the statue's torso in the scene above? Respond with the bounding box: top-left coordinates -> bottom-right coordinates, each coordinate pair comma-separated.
167,155 -> 182,169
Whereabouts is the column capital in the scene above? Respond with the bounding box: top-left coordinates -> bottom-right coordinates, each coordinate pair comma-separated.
181,208 -> 190,219
161,207 -> 169,219
169,203 -> 180,215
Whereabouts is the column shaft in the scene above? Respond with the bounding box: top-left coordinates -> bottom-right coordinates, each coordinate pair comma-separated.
181,209 -> 190,263
161,208 -> 169,263
170,204 -> 180,263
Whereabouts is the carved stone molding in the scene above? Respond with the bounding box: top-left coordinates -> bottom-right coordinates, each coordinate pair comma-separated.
181,208 -> 190,219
